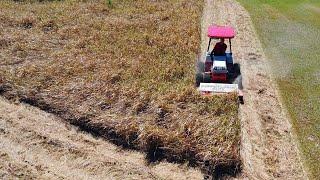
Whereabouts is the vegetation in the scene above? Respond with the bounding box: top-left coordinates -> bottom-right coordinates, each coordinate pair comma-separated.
237,0 -> 320,179
0,0 -> 241,175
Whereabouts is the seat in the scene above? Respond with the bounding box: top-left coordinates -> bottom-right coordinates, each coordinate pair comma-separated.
213,55 -> 227,61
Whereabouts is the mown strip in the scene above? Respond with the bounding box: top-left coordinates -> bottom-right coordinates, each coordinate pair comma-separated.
237,0 -> 320,179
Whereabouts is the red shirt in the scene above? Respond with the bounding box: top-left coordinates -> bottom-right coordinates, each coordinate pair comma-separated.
213,42 -> 227,55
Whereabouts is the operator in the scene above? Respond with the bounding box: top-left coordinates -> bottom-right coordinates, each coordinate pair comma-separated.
211,38 -> 227,56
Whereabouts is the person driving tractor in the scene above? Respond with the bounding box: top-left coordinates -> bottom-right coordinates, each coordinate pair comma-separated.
211,38 -> 227,56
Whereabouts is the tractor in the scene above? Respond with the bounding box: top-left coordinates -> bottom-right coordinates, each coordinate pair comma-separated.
196,25 -> 243,102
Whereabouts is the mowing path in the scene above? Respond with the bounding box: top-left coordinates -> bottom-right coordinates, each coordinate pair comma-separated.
201,0 -> 307,179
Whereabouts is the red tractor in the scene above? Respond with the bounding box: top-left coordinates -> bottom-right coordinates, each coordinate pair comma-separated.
196,25 -> 243,102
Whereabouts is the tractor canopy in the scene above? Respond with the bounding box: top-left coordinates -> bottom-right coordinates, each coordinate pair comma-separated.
208,25 -> 235,39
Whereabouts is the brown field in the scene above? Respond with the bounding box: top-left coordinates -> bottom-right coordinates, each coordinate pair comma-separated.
0,97 -> 203,179
0,0 -> 240,176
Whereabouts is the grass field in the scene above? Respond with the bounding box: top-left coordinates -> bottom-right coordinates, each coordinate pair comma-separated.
0,0 -> 240,175
237,0 -> 320,179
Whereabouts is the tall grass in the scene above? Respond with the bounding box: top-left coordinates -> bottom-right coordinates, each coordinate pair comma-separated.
0,0 -> 241,175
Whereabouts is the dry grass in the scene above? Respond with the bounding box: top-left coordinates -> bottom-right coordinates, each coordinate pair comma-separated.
0,97 -> 203,179
0,0 -> 240,175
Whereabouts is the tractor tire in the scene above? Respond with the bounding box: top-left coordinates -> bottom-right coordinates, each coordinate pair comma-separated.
195,72 -> 204,87
196,73 -> 212,87
233,63 -> 241,75
203,73 -> 212,83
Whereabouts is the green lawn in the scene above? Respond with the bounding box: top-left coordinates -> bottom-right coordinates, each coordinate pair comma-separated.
237,0 -> 320,179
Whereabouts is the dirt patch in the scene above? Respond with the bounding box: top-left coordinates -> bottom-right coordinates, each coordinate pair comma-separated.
200,0 -> 307,179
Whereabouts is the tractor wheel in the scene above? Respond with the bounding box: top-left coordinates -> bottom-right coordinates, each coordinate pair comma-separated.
203,73 -> 212,83
233,63 -> 241,75
195,72 -> 203,87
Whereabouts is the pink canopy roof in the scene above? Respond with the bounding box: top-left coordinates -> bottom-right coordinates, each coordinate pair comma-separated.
207,25 -> 236,39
